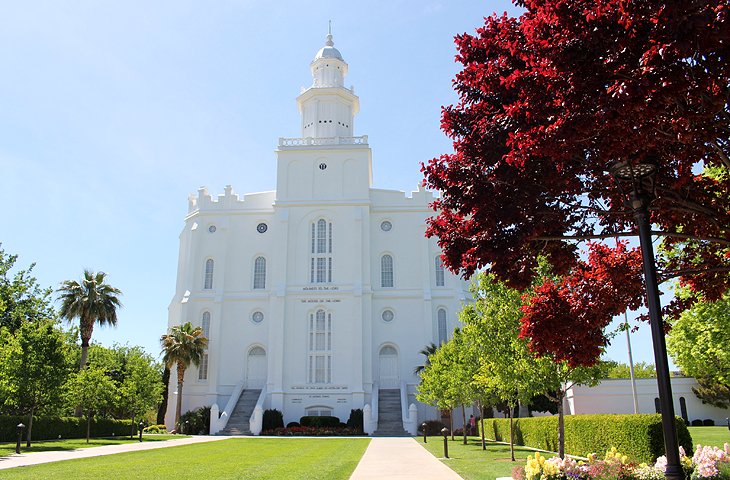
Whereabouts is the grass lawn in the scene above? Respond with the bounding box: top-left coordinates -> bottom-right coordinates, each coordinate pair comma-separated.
688,426 -> 730,449
0,437 -> 370,480
419,436 -> 539,480
0,435 -> 187,458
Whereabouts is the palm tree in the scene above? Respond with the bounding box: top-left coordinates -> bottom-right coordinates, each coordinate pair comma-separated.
58,270 -> 122,370
413,342 -> 438,375
160,322 -> 208,430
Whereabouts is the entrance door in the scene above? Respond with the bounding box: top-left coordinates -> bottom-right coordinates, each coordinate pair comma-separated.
247,346 -> 267,389
379,345 -> 399,388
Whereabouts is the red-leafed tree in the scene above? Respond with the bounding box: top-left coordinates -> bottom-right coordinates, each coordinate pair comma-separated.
423,0 -> 730,362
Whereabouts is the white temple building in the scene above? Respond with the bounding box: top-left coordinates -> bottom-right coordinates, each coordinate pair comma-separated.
164,33 -> 469,435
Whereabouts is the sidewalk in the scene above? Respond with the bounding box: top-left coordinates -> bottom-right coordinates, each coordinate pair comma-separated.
349,437 -> 463,479
0,435 -> 229,470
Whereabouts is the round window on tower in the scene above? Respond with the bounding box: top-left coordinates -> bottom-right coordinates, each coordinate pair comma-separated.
251,311 -> 264,324
208,225 -> 216,233
256,223 -> 268,234
381,309 -> 394,323
380,221 -> 392,232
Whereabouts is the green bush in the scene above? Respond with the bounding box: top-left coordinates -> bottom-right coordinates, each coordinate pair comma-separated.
179,406 -> 210,435
262,409 -> 284,431
0,415 -> 136,442
299,415 -> 340,428
480,414 -> 692,464
143,424 -> 168,434
346,409 -> 363,431
419,420 -> 446,436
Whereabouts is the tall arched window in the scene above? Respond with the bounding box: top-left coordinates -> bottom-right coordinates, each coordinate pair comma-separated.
310,219 -> 332,283
201,311 -> 211,338
437,308 -> 447,345
204,259 -> 214,290
308,309 -> 332,383
435,256 -> 445,287
381,254 -> 394,287
253,256 -> 266,289
199,311 -> 211,381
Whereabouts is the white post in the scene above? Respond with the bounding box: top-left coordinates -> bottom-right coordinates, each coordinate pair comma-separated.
210,403 -> 220,435
250,405 -> 263,436
625,311 -> 639,414
363,404 -> 373,435
407,404 -> 418,435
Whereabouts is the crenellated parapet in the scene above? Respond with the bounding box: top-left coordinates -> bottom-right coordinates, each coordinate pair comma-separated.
187,185 -> 275,214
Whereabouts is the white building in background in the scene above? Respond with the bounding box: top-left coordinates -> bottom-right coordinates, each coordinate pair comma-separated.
564,377 -> 730,425
164,33 -> 469,434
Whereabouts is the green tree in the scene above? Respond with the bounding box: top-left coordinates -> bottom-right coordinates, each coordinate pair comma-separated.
461,273 -> 548,461
601,360 -> 656,379
0,320 -> 72,446
65,366 -> 118,442
57,270 -> 122,370
667,291 -> 730,408
117,347 -> 164,433
160,322 -> 208,430
0,246 -> 55,333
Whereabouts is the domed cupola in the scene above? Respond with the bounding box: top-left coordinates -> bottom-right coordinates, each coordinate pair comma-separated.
297,31 -> 360,139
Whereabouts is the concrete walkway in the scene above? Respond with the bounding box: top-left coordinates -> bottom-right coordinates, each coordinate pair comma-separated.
0,435 -> 228,470
349,437 -> 463,479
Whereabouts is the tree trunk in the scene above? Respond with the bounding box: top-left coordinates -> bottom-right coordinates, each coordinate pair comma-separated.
76,331 -> 92,417
175,362 -> 186,431
26,407 -> 34,448
478,401 -> 486,451
449,408 -> 454,440
509,404 -> 515,462
558,391 -> 565,459
86,410 -> 92,443
461,405 -> 467,445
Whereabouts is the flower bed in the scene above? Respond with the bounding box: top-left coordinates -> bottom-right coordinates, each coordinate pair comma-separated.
261,426 -> 363,436
513,444 -> 730,480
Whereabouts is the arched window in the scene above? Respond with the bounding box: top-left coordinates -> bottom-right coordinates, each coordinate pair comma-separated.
308,309 -> 332,383
204,259 -> 214,290
253,257 -> 266,289
437,308 -> 447,345
435,256 -> 445,287
381,255 -> 394,287
310,219 -> 332,283
201,311 -> 211,338
198,353 -> 209,380
198,311 -> 211,381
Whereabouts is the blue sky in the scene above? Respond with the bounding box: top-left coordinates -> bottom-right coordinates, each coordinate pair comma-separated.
0,1 -> 669,369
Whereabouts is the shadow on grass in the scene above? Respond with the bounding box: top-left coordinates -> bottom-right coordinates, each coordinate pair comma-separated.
0,435 -> 185,458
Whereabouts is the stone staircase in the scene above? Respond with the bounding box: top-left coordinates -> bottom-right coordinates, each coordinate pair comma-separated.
372,389 -> 409,436
218,389 -> 261,436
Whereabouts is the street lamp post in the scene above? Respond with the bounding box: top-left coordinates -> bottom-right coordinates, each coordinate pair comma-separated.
16,423 -> 25,454
139,421 -> 144,442
611,160 -> 682,480
422,422 -> 428,443
441,427 -> 449,459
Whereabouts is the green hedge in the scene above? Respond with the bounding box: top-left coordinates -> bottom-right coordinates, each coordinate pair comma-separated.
0,416 -> 136,442
299,416 -> 340,428
480,414 -> 692,464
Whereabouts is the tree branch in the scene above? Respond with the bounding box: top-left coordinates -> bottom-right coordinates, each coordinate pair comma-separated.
533,231 -> 730,245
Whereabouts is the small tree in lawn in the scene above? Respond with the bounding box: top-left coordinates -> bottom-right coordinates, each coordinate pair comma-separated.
160,322 -> 208,431
0,319 -> 71,446
416,341 -> 460,440
66,366 -> 118,442
461,273 -> 548,461
116,347 -> 164,436
667,290 -> 730,408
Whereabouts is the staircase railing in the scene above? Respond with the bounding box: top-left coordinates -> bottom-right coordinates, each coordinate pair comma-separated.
210,380 -> 245,434
363,382 -> 379,434
249,386 -> 267,435
401,381 -> 418,435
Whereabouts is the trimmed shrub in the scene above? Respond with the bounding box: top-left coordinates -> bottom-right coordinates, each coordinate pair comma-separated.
262,426 -> 361,436
480,414 -> 692,464
346,409 -> 363,432
0,415 -> 135,442
179,406 -> 210,435
299,415 -> 340,428
418,420 -> 446,436
262,409 -> 284,431
286,422 -> 301,428
691,419 -> 703,426
143,424 -> 168,434
703,419 -> 715,426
